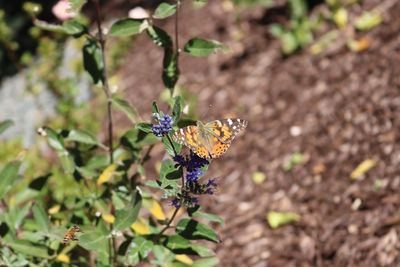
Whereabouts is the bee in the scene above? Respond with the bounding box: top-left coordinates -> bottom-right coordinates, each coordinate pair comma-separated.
62,225 -> 82,244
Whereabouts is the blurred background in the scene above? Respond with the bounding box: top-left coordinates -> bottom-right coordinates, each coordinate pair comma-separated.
1,0 -> 400,266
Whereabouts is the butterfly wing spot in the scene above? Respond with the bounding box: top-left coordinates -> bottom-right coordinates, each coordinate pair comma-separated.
195,146 -> 211,159
210,142 -> 230,158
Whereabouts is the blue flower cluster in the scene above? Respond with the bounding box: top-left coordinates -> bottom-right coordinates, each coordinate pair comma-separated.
186,168 -> 203,183
171,196 -> 199,208
152,114 -> 173,137
173,153 -> 209,171
174,153 -> 209,183
171,177 -> 217,208
171,198 -> 181,208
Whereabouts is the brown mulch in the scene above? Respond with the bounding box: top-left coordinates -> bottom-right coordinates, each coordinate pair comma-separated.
115,0 -> 400,266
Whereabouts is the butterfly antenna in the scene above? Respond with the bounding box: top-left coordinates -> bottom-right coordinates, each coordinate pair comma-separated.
200,104 -> 213,120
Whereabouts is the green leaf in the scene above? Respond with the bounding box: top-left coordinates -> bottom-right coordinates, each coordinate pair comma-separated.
0,161 -> 21,199
114,191 -> 142,231
79,228 -> 109,253
269,23 -> 285,37
6,240 -> 49,258
154,3 -> 177,19
68,0 -> 87,12
42,127 -> 65,151
162,136 -> 182,156
8,202 -> 32,230
153,245 -> 175,264
130,236 -> 153,258
281,32 -> 298,55
32,203 -> 49,232
147,26 -> 172,48
67,129 -> 99,146
152,101 -> 160,114
59,152 -> 75,174
121,128 -> 158,151
34,19 -> 66,33
83,39 -> 104,85
172,96 -> 183,124
190,211 -> 224,227
163,49 -> 180,91
111,97 -> 140,124
193,257 -> 220,267
355,11 -> 382,31
190,245 -> 215,257
176,219 -> 219,243
266,211 -> 300,229
144,180 -> 162,188
136,123 -> 153,133
289,0 -> 307,18
62,20 -> 86,36
184,38 -> 226,57
0,120 -> 14,135
160,160 -> 182,181
109,19 -> 147,36
165,235 -> 190,250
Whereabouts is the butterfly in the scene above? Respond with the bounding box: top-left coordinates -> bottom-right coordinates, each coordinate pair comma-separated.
173,119 -> 248,159
62,225 -> 82,244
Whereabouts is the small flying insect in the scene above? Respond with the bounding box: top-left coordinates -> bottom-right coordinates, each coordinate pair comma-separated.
62,225 -> 82,244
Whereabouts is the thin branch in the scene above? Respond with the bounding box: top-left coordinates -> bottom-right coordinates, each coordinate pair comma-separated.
93,0 -> 114,164
93,1 -> 116,265
157,205 -> 181,238
175,0 -> 181,54
166,134 -> 178,156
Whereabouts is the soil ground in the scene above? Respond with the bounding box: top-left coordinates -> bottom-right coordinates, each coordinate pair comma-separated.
114,0 -> 400,266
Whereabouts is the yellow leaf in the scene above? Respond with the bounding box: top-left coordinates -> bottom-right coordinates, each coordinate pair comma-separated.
351,159 -> 377,180
131,218 -> 151,235
347,37 -> 371,53
333,8 -> 348,28
251,172 -> 266,184
102,213 -> 115,224
144,198 -> 166,220
267,211 -> 300,229
48,205 -> 61,214
175,254 -> 193,265
97,164 -> 117,185
56,254 -> 70,263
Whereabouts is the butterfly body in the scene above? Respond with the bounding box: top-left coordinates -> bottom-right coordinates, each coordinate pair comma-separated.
62,225 -> 82,244
173,119 -> 247,159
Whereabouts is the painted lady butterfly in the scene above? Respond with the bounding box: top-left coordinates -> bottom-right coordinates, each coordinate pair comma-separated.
173,119 -> 248,159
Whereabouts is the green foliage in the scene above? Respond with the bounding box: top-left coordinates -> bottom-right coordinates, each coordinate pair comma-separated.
0,0 -> 230,265
154,3 -> 177,19
109,19 -> 147,37
83,39 -> 104,84
184,38 -> 227,57
0,161 -> 21,199
0,120 -> 14,135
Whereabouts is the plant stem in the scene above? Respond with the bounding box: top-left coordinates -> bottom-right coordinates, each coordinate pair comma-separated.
175,0 -> 181,54
93,1 -> 116,265
166,134 -> 178,156
158,205 -> 181,237
93,0 -> 114,164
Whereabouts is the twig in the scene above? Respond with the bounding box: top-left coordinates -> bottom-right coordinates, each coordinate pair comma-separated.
157,205 -> 181,238
92,1 -> 116,265
166,134 -> 178,156
93,0 -> 114,164
175,0 -> 181,54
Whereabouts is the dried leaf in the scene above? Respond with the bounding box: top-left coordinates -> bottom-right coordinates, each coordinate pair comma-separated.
351,159 -> 376,180
97,164 -> 117,185
267,211 -> 300,229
